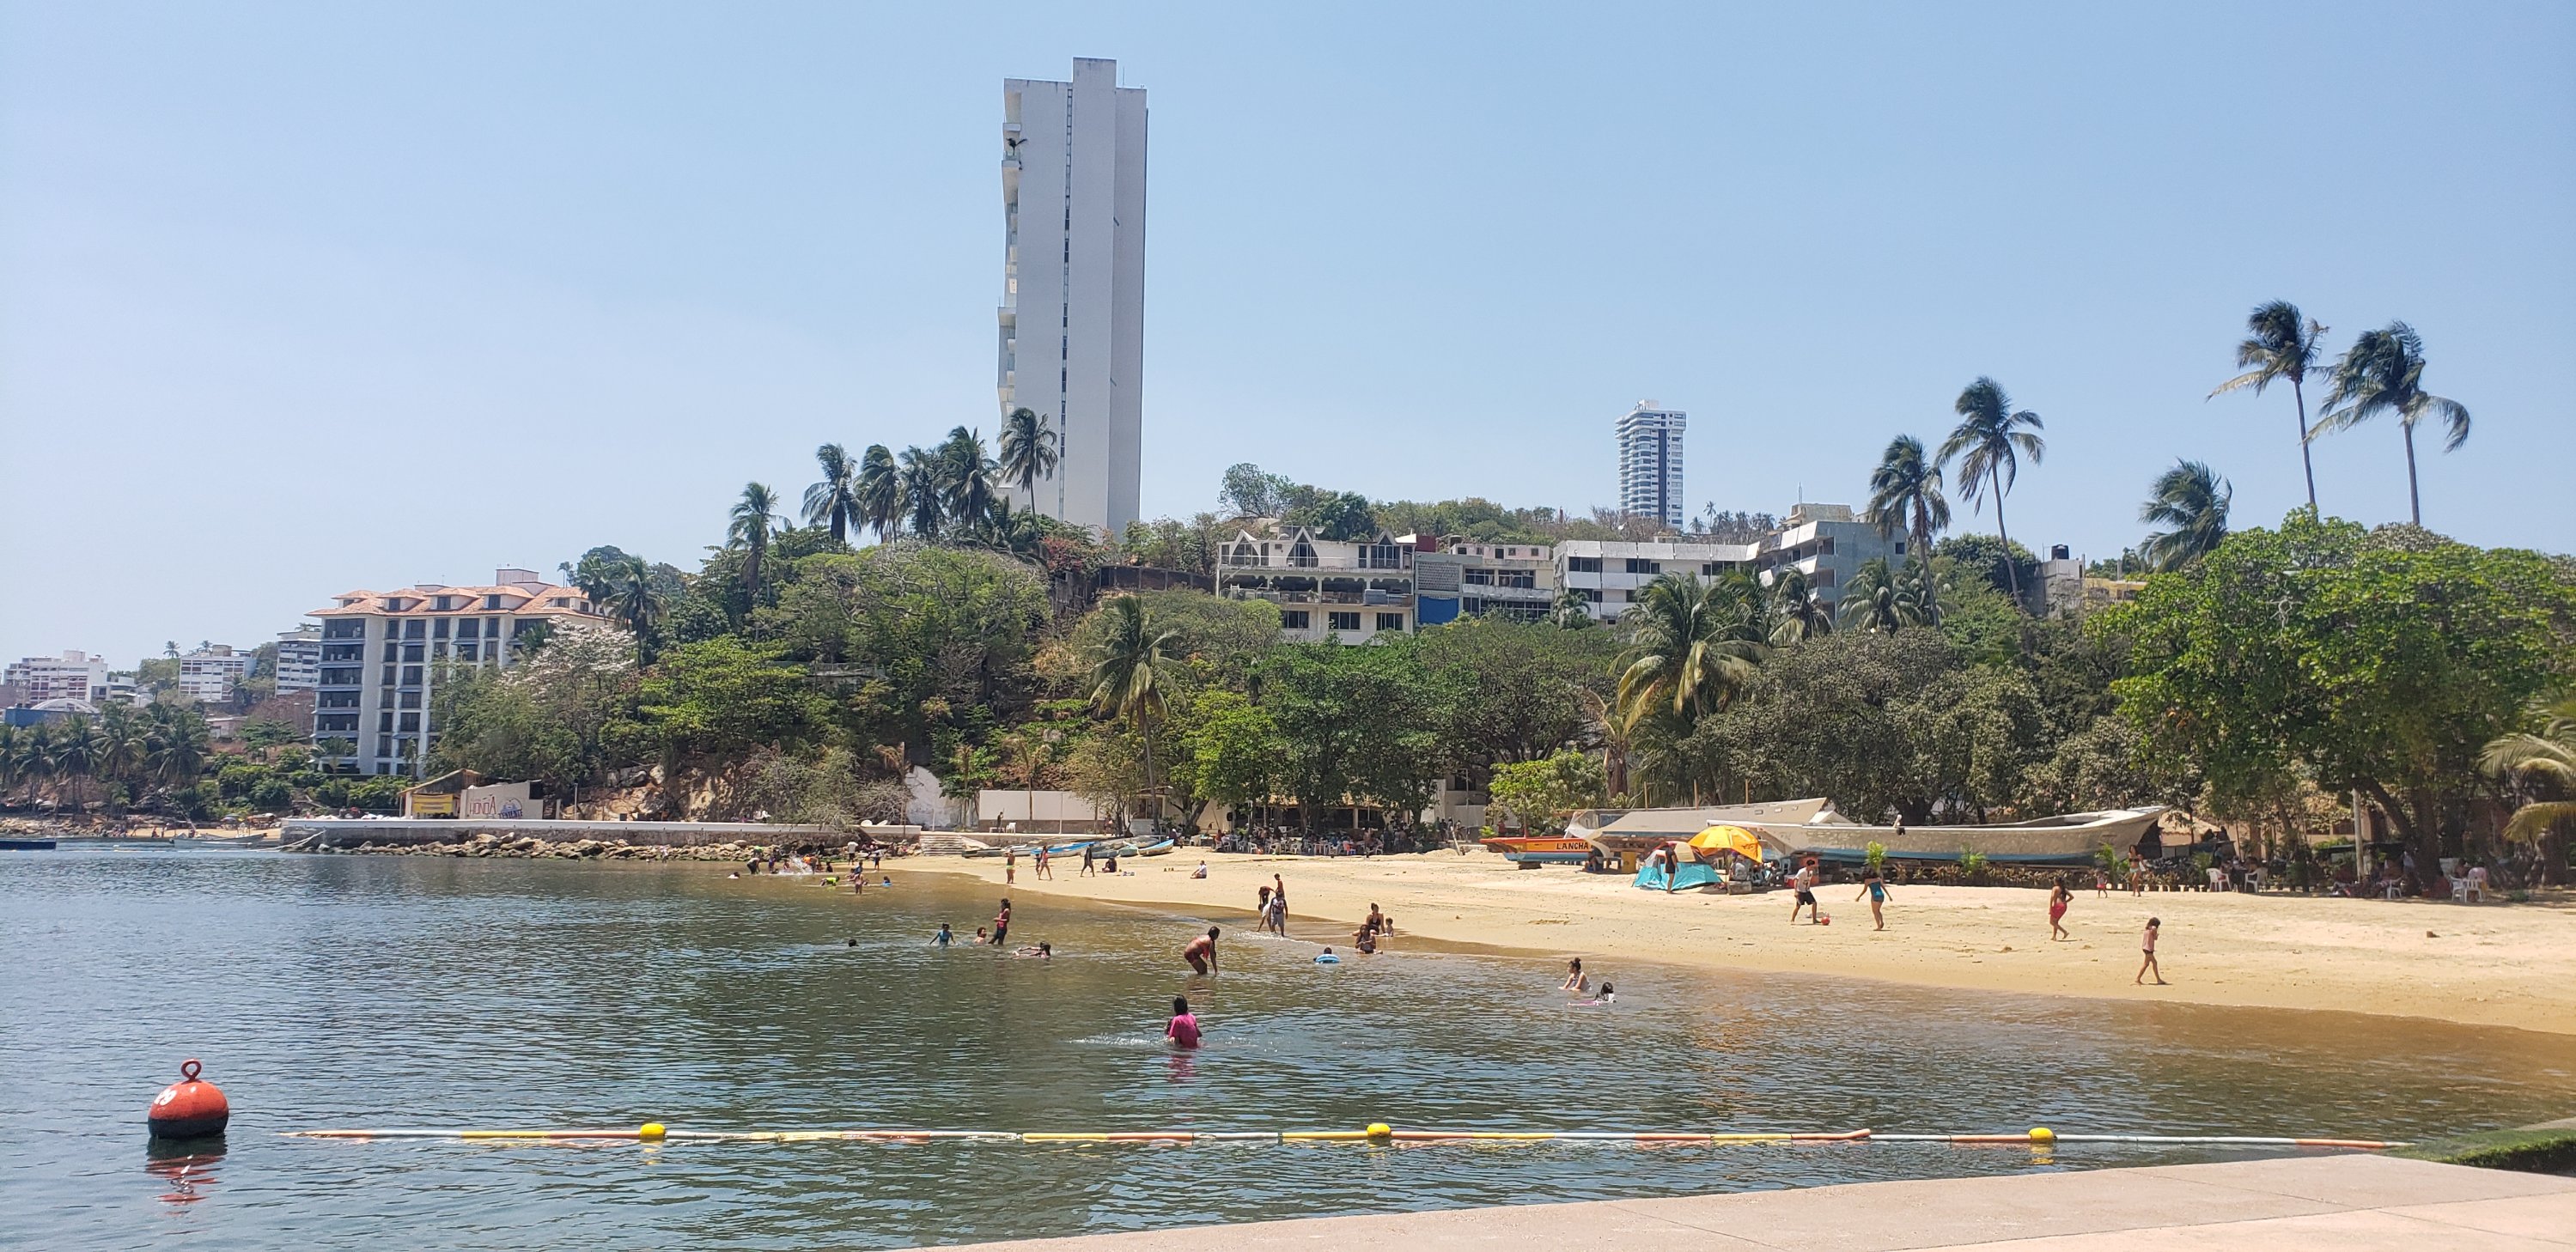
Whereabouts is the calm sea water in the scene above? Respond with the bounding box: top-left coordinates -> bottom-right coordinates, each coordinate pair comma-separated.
4,848 -> 2572,1249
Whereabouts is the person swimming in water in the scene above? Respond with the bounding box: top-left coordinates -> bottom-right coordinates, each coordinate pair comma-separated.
1560,957 -> 1589,993
1165,996 -> 1202,1049
1570,982 -> 1616,1007
1014,942 -> 1051,959
932,922 -> 953,948
1314,946 -> 1340,963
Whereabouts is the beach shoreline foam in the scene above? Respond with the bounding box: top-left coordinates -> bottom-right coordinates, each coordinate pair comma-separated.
909,848 -> 2576,1037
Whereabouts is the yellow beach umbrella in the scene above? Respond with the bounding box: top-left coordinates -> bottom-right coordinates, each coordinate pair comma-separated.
1689,824 -> 1765,861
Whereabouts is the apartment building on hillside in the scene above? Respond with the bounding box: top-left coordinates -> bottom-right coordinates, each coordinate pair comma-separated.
1215,526 -> 1416,643
1616,402 -> 1687,531
177,644 -> 256,704
3,650 -> 111,706
1415,541 -> 1560,625
1556,503 -> 1896,623
307,568 -> 611,775
274,624 -> 322,692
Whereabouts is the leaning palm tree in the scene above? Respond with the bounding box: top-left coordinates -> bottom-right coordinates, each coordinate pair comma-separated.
1766,566 -> 1835,646
1088,595 -> 1179,819
728,482 -> 779,604
801,443 -> 862,544
1864,432 -> 1952,613
854,444 -> 903,542
997,407 -> 1060,507
2208,300 -> 2328,514
2482,691 -> 2576,851
1836,557 -> 1927,634
939,426 -> 998,530
898,446 -> 945,538
2137,459 -> 2232,572
605,555 -> 666,655
1613,573 -> 1765,734
2312,321 -> 2470,527
1938,378 -> 2047,603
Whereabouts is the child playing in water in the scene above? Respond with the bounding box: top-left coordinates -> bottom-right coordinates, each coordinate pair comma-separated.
1354,925 -> 1377,955
992,898 -> 1012,945
2136,917 -> 2165,985
1014,942 -> 1051,959
1314,947 -> 1340,963
1853,869 -> 1891,931
1165,996 -> 1201,1049
1560,957 -> 1589,993
973,927 -> 989,945
932,923 -> 953,948
1569,982 -> 1615,1007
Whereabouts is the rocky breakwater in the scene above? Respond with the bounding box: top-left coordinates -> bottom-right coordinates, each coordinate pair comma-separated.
283,831 -> 766,861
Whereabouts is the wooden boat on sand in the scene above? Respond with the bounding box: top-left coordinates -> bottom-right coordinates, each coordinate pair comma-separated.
1482,835 -> 1595,866
1741,806 -> 2166,866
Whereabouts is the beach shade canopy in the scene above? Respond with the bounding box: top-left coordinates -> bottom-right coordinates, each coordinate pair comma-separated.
1689,825 -> 1766,861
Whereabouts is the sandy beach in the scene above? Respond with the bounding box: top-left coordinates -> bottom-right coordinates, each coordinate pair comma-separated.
913,848 -> 2576,1036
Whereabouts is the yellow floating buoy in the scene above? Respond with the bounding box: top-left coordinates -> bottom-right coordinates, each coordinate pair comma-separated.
2028,1127 -> 2054,1143
1366,1123 -> 1392,1139
639,1122 -> 667,1140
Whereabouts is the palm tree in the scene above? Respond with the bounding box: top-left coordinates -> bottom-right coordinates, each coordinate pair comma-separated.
997,407 -> 1059,507
1864,433 -> 1951,615
984,498 -> 1047,561
1938,378 -> 2047,603
50,719 -> 102,809
1766,566 -> 1835,646
1549,587 -> 1596,629
605,555 -> 666,652
801,443 -> 862,544
1613,573 -> 1765,734
2312,322 -> 2470,527
855,444 -> 903,542
2208,300 -> 2328,514
898,446 -> 944,538
2483,691 -> 2576,855
2137,459 -> 2232,572
939,426 -> 997,530
1836,557 -> 1928,634
1088,596 -> 1178,821
728,482 -> 779,604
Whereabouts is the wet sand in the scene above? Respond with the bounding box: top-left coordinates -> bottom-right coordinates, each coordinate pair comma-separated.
914,848 -> 2576,1036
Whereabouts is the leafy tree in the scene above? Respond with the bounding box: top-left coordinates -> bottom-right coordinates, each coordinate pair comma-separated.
1939,378 -> 2047,602
802,443 -> 862,545
2312,321 -> 2471,526
1417,614 -> 1617,776
1218,462 -> 1293,518
1288,490 -> 1377,541
1934,534 -> 2039,604
437,623 -> 639,791
2209,300 -> 2329,514
2138,459 -> 2232,572
1262,641 -> 1444,831
998,407 -> 1059,505
1175,689 -> 1282,817
1486,749 -> 1606,834
770,544 -> 1051,749
618,637 -> 829,783
2106,514 -> 2575,888
1837,557 -> 1930,634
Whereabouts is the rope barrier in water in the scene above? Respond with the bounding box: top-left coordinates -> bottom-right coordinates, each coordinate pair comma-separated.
283,1124 -> 2406,1149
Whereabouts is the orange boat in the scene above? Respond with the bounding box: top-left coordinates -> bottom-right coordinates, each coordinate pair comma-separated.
1481,835 -> 1594,866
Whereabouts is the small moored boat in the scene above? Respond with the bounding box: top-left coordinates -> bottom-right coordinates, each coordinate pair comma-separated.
1481,835 -> 1594,866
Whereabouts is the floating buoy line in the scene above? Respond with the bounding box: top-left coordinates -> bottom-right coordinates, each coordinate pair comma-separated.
283,1123 -> 2404,1150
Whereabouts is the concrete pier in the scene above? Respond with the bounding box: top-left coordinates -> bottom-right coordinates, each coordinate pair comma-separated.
277,817 -> 895,848
949,1155 -> 2576,1250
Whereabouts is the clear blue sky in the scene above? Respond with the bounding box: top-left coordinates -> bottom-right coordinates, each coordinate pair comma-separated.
4,2 -> 2571,667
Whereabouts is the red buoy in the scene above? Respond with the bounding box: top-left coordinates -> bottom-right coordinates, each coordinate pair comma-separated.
146,1059 -> 230,1140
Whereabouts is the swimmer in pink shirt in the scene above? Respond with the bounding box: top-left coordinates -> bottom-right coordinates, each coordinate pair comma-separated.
1165,996 -> 1202,1049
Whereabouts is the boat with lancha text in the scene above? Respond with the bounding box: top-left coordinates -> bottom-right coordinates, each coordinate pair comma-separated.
1740,805 -> 2166,866
1481,835 -> 1596,866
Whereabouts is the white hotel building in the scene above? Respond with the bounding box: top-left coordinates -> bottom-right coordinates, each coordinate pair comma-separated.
1616,402 -> 1687,531
998,58 -> 1147,537
1554,504 -> 1897,622
307,568 -> 609,775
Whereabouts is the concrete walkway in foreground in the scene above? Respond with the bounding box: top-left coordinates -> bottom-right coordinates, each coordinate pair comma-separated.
952,1154 -> 2576,1251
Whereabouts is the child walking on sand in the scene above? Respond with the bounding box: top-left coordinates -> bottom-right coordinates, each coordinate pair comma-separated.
2049,881 -> 2073,941
2135,917 -> 2165,985
1788,859 -> 1821,924
1853,869 -> 1891,931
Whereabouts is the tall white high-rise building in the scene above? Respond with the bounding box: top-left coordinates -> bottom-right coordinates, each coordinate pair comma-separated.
998,58 -> 1148,537
1616,402 -> 1687,530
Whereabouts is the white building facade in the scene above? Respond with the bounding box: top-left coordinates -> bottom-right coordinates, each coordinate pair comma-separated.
999,58 -> 1147,538
274,624 -> 322,692
1554,504 -> 1897,623
307,568 -> 610,775
1216,527 -> 1416,644
176,644 -> 255,704
1616,402 -> 1687,530
1414,541 -> 1560,625
3,650 -> 110,706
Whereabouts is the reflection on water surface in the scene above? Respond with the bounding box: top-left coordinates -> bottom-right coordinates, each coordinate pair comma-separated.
3,850 -> 2569,1249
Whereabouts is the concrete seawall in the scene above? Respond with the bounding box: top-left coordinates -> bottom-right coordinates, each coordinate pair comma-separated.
947,1155 -> 2576,1251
